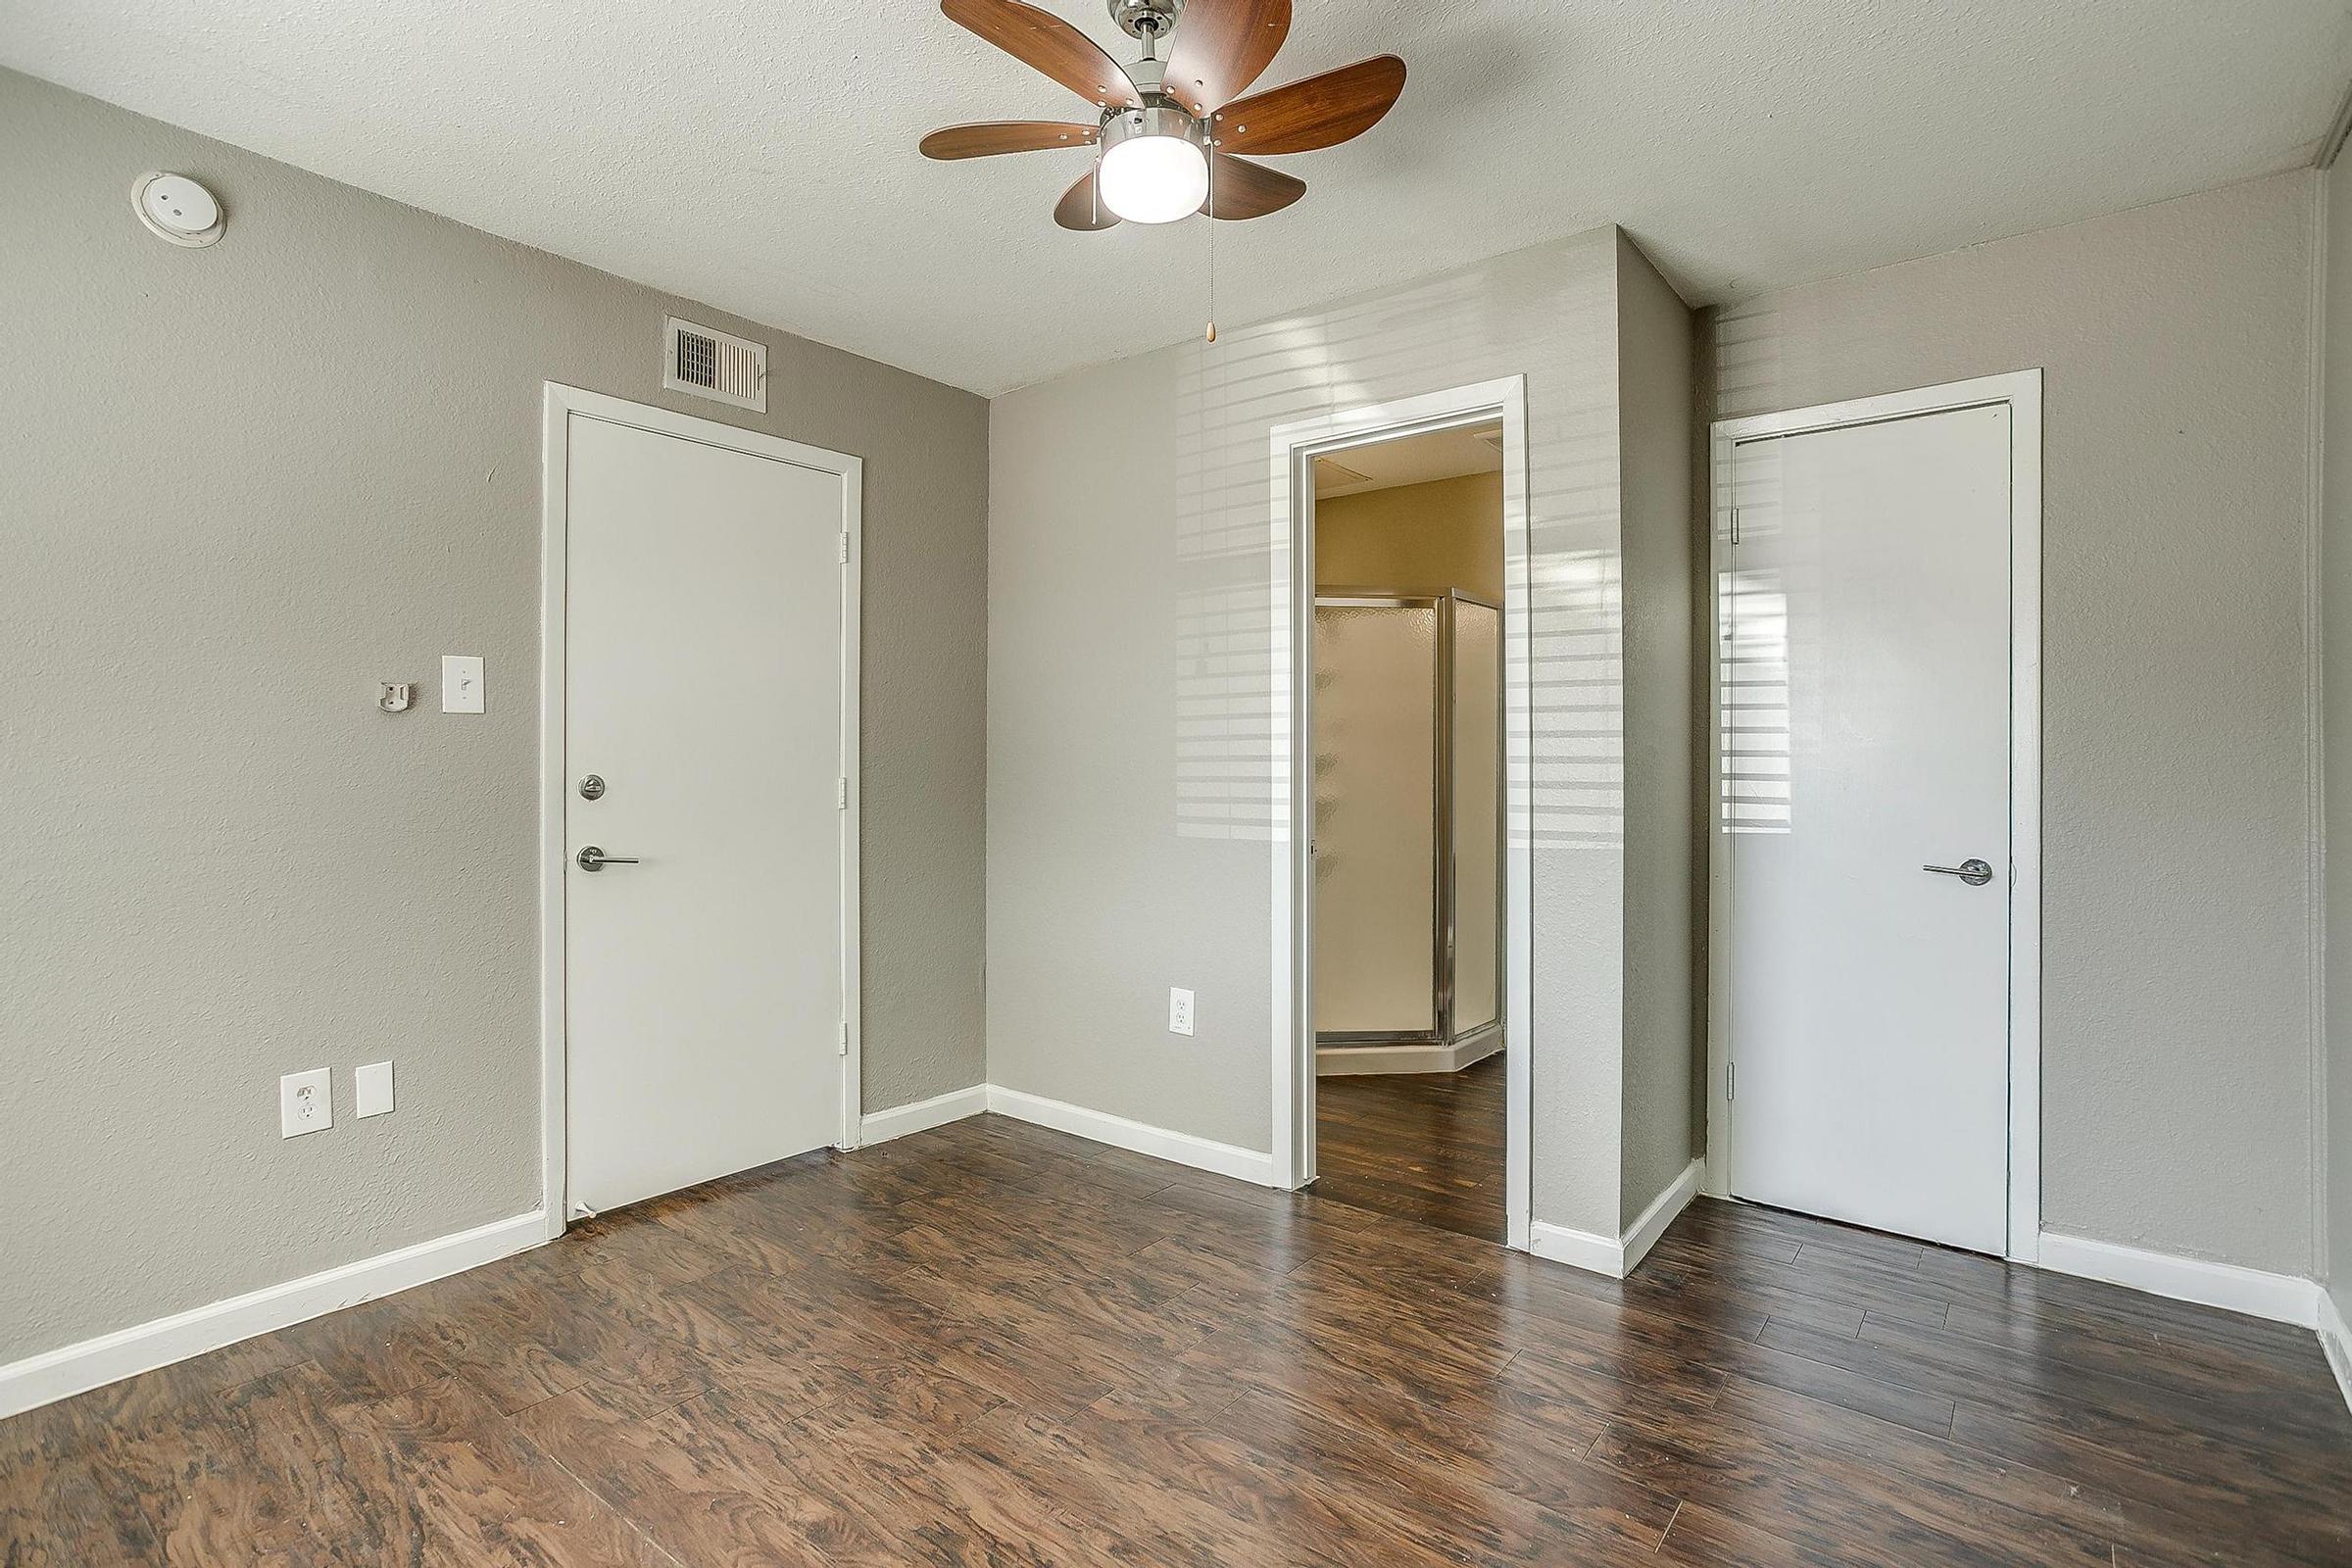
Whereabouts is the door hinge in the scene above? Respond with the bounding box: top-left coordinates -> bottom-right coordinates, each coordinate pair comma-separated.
1728,507 -> 1740,545
1728,1060 -> 1737,1101
836,775 -> 849,809
838,532 -> 851,564
838,1020 -> 850,1056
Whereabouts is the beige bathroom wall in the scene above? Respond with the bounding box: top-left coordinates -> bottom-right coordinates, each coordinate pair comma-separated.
1315,473 -> 1506,598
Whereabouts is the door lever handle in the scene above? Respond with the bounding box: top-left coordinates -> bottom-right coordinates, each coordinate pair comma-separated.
575,846 -> 640,872
1923,858 -> 1995,887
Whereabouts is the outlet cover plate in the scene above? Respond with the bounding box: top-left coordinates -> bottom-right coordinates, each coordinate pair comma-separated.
280,1068 -> 331,1138
1168,987 -> 1195,1037
356,1060 -> 394,1118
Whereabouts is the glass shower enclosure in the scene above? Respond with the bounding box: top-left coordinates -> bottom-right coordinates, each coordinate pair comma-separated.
1312,589 -> 1503,1055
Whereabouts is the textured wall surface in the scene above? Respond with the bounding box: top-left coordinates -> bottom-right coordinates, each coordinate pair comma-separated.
1709,172 -> 2321,1274
1314,473 -> 1506,599
0,71 -> 987,1363
990,230 -> 1655,1237
1615,233 -> 1701,1228
2323,153 -> 2351,1322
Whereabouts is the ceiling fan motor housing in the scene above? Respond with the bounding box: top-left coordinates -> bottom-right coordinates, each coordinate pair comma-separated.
1099,101 -> 1207,157
1108,0 -> 1183,40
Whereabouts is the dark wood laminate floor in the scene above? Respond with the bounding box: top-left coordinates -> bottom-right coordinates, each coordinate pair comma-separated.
8,1112 -> 2351,1566
1313,1052 -> 1505,1241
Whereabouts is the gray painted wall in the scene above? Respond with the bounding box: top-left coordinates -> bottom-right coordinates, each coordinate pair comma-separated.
1709,172 -> 2321,1275
990,228 -> 1696,1238
0,70 -> 988,1364
1616,234 -> 1701,1228
2324,151 -> 2352,1328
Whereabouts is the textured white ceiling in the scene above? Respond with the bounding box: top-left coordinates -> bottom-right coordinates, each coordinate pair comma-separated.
7,1 -> 2348,395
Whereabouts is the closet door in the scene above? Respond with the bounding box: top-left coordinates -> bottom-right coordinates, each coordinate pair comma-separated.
1724,403 -> 2013,1255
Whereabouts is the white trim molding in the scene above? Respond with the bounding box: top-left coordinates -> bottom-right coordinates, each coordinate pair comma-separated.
1316,1032 -> 1504,1077
1266,375 -> 1535,1251
858,1085 -> 988,1145
985,1086 -> 1277,1188
2319,1288 -> 2352,1418
1527,1160 -> 1704,1280
2036,1232 -> 2323,1328
1526,1220 -> 1626,1277
0,1211 -> 544,1421
539,383 -> 864,1236
1705,369 -> 2044,1265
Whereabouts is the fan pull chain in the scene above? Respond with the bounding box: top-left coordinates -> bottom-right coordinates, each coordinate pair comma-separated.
1204,146 -> 1218,344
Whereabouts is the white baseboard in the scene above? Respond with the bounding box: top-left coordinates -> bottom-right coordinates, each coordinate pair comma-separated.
857,1084 -> 987,1146
984,1085 -> 1276,1187
2036,1232 -> 2323,1328
1527,1159 -> 1703,1279
1527,1219 -> 1625,1275
1315,1032 -> 1504,1077
2317,1286 -> 2352,1419
1622,1159 -> 1706,1274
0,1210 -> 545,1422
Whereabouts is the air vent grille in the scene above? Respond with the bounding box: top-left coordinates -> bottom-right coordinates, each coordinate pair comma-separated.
662,317 -> 766,412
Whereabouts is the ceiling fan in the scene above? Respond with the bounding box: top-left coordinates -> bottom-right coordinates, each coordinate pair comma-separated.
919,0 -> 1406,230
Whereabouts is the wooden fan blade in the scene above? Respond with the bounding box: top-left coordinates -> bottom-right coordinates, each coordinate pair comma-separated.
941,0 -> 1141,109
1213,55 -> 1406,155
920,121 -> 1100,160
1202,154 -> 1304,220
1054,169 -> 1123,231
1162,0 -> 1292,117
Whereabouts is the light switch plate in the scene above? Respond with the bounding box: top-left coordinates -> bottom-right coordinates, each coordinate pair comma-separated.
280,1068 -> 331,1138
1168,987 -> 1195,1037
356,1060 -> 394,1118
441,655 -> 484,713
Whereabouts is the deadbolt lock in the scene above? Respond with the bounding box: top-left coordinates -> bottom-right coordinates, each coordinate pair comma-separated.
578,774 -> 606,801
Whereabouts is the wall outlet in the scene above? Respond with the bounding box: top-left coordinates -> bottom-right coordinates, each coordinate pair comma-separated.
356,1060 -> 394,1118
1168,987 -> 1195,1037
279,1068 -> 331,1138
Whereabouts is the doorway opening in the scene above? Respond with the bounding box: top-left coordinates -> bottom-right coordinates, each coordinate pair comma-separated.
1311,432 -> 1506,1240
1270,376 -> 1533,1250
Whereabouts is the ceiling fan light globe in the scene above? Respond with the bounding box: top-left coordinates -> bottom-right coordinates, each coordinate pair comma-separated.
1098,132 -> 1208,224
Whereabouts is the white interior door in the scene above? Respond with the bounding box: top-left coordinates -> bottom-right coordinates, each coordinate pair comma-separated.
564,410 -> 847,1216
1723,402 -> 2013,1254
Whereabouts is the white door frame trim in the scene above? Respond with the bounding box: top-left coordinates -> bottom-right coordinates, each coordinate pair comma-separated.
1266,374 -> 1535,1249
1705,368 -> 2043,1263
538,383 -> 863,1243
